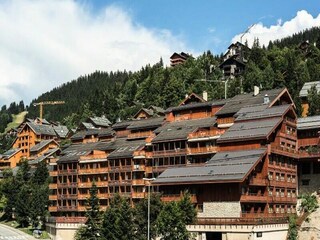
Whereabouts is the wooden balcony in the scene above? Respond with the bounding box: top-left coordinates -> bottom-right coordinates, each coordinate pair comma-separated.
54,216 -> 86,223
58,169 -> 77,175
48,206 -> 57,212
299,150 -> 320,159
79,154 -> 107,161
132,164 -> 145,171
128,131 -> 153,139
268,161 -> 297,172
187,146 -> 218,155
145,166 -> 153,173
57,182 -> 78,188
58,194 -> 78,200
133,150 -> 146,158
153,148 -> 187,157
57,206 -> 78,211
132,179 -> 145,185
49,183 -> 57,189
161,194 -> 197,203
278,132 -> 297,141
78,167 -> 109,175
132,192 -> 145,198
240,194 -> 267,202
188,129 -> 223,140
268,196 -> 297,203
49,195 -> 57,201
271,146 -> 298,159
298,137 -> 319,147
249,178 -> 267,186
78,206 -> 86,212
78,193 -> 109,200
269,180 -> 297,188
78,181 -> 108,188
49,171 -> 57,177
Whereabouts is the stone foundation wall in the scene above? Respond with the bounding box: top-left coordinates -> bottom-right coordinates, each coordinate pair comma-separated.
198,201 -> 241,218
299,173 -> 320,194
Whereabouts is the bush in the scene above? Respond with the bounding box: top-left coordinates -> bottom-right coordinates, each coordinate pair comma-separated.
299,193 -> 319,213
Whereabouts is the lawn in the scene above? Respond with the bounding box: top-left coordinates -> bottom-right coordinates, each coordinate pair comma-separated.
4,111 -> 28,133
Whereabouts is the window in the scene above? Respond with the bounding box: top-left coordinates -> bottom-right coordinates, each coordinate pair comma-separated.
302,179 -> 310,186
256,232 -> 262,238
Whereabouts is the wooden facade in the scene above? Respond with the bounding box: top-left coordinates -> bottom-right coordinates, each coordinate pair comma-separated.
46,88 -> 302,224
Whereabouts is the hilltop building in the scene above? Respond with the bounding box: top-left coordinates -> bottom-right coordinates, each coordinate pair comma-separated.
170,52 -> 192,67
219,41 -> 250,78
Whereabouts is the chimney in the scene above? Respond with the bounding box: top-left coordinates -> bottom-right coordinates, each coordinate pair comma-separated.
202,91 -> 208,101
253,86 -> 259,96
264,94 -> 270,104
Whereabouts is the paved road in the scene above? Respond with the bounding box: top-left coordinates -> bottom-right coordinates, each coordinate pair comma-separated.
0,224 -> 36,240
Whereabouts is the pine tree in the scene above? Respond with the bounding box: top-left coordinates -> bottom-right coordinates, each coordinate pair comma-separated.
75,182 -> 102,240
133,193 -> 163,240
307,85 -> 320,116
101,194 -> 134,240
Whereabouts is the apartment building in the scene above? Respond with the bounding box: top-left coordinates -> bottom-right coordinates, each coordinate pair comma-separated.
46,89 -> 301,239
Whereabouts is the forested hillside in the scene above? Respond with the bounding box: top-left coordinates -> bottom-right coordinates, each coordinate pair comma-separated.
7,27 -> 320,129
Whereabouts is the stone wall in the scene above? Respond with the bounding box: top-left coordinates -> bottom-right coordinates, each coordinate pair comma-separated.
198,201 -> 241,218
299,173 -> 320,194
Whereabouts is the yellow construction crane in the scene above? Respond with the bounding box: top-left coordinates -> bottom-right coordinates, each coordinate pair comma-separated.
33,101 -> 65,121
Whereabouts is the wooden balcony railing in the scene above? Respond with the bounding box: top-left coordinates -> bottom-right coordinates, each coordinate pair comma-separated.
132,165 -> 145,171
78,181 -> 108,188
188,129 -> 223,139
48,206 -> 57,212
132,179 -> 145,185
187,146 -> 218,155
78,168 -> 109,174
49,171 -> 58,177
79,154 -> 107,161
145,166 -> 153,173
58,169 -> 77,175
54,216 -> 86,223
161,194 -> 197,203
128,131 -> 153,139
249,178 -> 267,186
133,150 -> 146,158
298,137 -> 319,147
240,194 -> 267,202
49,195 -> 57,201
49,183 -> 57,189
58,194 -> 78,200
271,146 -> 298,158
268,196 -> 297,203
132,192 -> 145,198
153,148 -> 187,157
269,180 -> 297,188
57,206 -> 77,211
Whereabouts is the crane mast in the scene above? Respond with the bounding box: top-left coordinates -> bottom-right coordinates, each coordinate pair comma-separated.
33,101 -> 65,122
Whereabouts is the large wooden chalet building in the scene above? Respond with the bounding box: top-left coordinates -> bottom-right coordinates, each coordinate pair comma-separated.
43,87 -> 314,240
4,87 -> 320,239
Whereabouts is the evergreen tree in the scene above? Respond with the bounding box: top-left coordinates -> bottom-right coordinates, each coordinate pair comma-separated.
157,201 -> 189,240
101,194 -> 134,240
133,193 -> 163,240
15,185 -> 31,227
75,182 -> 102,240
177,191 -> 197,225
307,85 -> 320,116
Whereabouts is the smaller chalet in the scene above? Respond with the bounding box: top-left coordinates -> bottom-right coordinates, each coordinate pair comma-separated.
220,41 -> 250,78
170,52 -> 192,67
0,148 -> 23,169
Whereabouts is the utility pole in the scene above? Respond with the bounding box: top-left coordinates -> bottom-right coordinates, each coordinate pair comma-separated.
143,178 -> 155,240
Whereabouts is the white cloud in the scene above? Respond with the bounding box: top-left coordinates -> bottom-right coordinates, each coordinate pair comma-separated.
0,0 -> 188,106
232,10 -> 320,47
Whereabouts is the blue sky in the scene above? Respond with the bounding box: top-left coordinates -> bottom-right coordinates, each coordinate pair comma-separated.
0,0 -> 320,105
85,0 -> 320,54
